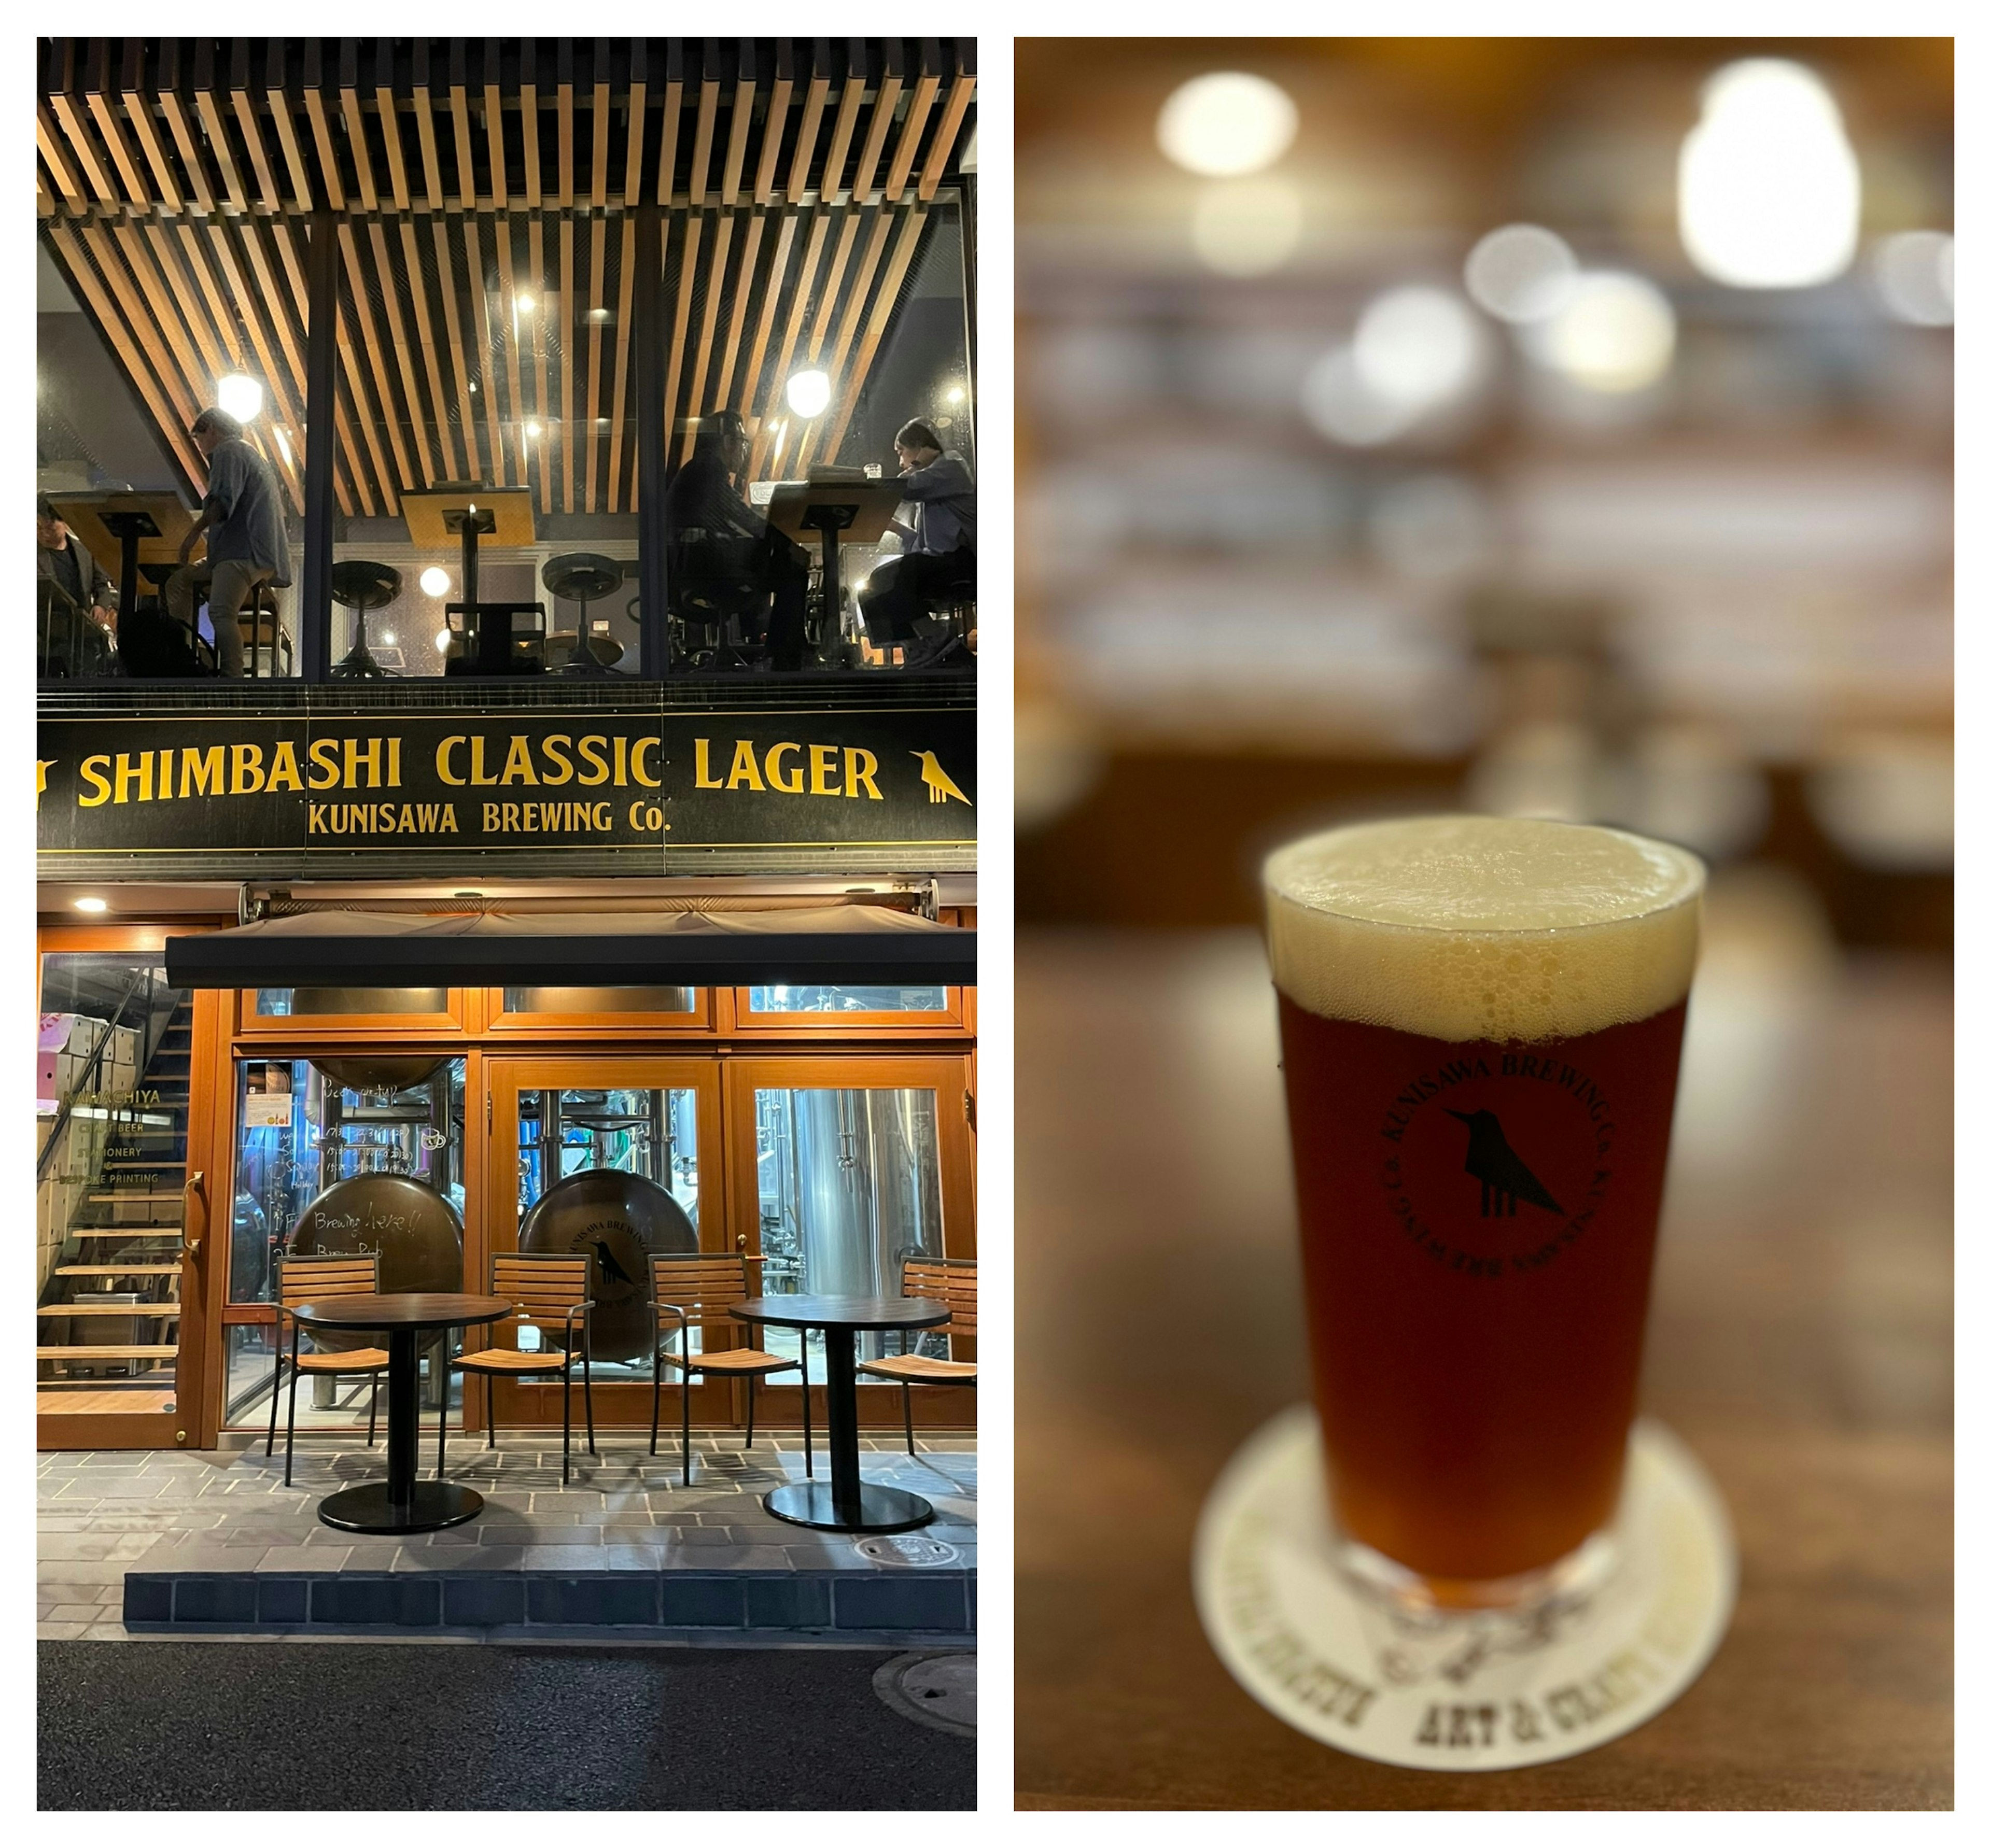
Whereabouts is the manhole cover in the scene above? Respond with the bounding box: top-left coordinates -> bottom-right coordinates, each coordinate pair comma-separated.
873,1651 -> 976,1737
857,1534 -> 959,1565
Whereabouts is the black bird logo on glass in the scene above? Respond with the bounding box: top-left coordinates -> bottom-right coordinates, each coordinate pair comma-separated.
587,1237 -> 637,1288
1445,1109 -> 1565,1218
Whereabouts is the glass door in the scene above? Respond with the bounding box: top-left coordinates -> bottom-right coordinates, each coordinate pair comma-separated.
484,1058 -> 725,1430
723,1056 -> 976,1414
37,941 -> 219,1451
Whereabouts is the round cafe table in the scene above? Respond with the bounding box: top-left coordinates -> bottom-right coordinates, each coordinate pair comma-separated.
732,1295 -> 952,1535
291,1293 -> 512,1535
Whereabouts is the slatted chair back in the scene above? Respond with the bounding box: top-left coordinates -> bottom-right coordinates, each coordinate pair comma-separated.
274,1251 -> 380,1310
490,1252 -> 593,1341
648,1253 -> 755,1331
903,1256 -> 977,1341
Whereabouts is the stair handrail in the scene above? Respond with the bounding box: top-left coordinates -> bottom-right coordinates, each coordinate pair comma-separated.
35,968 -> 153,1186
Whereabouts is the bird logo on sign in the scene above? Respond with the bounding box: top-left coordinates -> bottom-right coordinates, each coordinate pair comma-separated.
1445,1109 -> 1565,1219
912,750 -> 971,806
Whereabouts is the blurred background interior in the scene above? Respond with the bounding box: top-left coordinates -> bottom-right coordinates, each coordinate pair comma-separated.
1016,38 -> 1951,1808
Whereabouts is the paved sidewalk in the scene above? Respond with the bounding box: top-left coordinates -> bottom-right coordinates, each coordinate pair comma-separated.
39,1433 -> 975,1641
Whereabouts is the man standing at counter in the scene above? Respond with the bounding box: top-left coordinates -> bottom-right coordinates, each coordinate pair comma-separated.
166,407 -> 292,678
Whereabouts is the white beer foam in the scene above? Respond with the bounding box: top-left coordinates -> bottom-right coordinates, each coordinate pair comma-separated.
1264,815 -> 1703,1043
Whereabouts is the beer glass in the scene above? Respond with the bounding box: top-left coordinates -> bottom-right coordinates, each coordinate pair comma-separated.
1264,814 -> 1704,1612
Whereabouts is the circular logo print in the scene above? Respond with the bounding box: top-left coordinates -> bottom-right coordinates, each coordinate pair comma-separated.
1380,1049 -> 1616,1279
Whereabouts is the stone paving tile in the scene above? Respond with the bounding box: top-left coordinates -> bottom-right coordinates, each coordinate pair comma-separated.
35,1533 -> 164,1563
43,1433 -> 976,1627
39,1622 -> 89,1639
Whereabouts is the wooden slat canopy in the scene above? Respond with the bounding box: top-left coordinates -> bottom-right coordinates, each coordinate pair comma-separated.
38,39 -> 975,522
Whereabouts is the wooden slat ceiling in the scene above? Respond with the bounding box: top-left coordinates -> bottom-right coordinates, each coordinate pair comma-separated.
38,38 -> 976,522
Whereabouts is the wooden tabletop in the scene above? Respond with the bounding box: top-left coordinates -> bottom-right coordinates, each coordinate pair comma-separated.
733,1295 -> 951,1332
1017,899 -> 1952,1809
291,1292 -> 512,1333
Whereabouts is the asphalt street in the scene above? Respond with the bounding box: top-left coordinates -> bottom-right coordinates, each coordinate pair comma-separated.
39,1641 -> 974,1810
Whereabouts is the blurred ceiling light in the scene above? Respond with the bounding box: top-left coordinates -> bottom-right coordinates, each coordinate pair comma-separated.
217,373 -> 263,422
73,896 -> 108,912
944,384 -> 966,405
1464,224 -> 1578,323
1300,347 -> 1419,447
516,293 -> 536,313
1352,287 -> 1490,411
419,566 -> 452,597
1191,177 -> 1303,276
1679,59 -> 1860,288
524,420 -> 543,439
1527,271 -> 1676,394
1157,72 -> 1297,178
434,628 -> 453,654
1873,231 -> 1956,326
786,369 -> 832,417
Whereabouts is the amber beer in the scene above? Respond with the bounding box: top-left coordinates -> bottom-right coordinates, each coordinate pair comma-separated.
1265,815 -> 1704,1603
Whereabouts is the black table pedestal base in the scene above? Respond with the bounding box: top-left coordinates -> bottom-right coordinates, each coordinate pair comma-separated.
763,1480 -> 934,1535
317,1481 -> 484,1535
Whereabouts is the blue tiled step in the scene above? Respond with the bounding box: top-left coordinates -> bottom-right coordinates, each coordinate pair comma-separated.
125,1569 -> 974,1636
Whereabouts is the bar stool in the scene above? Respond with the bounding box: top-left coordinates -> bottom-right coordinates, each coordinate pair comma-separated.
242,582 -> 293,680
542,553 -> 625,677
329,560 -> 399,678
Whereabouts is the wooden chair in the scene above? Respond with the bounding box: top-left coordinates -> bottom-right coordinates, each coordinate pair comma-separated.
267,1251 -> 389,1487
446,1252 -> 596,1485
857,1255 -> 977,1456
648,1253 -> 809,1489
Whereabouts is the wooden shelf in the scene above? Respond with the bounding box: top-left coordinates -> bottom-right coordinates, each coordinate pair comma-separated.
54,1263 -> 182,1276
71,1228 -> 181,1237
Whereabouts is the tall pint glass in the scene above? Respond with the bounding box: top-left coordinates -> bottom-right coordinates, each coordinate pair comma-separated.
1264,815 -> 1704,1611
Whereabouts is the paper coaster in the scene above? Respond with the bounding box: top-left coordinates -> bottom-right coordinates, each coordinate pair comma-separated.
1194,1407 -> 1736,1771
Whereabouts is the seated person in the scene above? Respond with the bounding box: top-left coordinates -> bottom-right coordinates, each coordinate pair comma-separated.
857,419 -> 975,667
37,495 -> 119,646
663,408 -> 811,671
164,406 -> 292,678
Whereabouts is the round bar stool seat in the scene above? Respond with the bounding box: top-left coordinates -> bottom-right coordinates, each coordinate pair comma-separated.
543,553 -> 624,676
330,559 -> 401,679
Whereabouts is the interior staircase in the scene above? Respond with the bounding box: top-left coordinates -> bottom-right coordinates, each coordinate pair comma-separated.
37,982 -> 192,1415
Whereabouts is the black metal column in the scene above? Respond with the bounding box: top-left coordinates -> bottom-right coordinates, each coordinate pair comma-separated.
300,207 -> 338,683
634,203 -> 670,677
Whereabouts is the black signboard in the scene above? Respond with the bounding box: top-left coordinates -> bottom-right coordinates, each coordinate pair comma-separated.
37,684 -> 975,880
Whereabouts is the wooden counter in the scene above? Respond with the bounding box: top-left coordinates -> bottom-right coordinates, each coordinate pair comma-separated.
1017,895 -> 1952,1809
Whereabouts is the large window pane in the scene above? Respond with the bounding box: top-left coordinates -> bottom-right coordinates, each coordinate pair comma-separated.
747,984 -> 949,1015
515,1085 -> 702,1380
37,954 -> 190,1415
333,209 -> 640,680
222,1056 -> 466,1431
753,1087 -> 944,1367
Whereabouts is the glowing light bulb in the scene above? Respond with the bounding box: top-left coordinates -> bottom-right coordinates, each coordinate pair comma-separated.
1526,271 -> 1676,394
1872,231 -> 1955,326
434,629 -> 453,654
525,420 -> 542,440
786,370 -> 832,417
1157,72 -> 1298,177
74,896 -> 108,913
217,373 -> 263,422
516,293 -> 536,314
1351,287 -> 1490,411
1679,60 -> 1859,288
420,566 -> 451,597
1464,225 -> 1578,323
